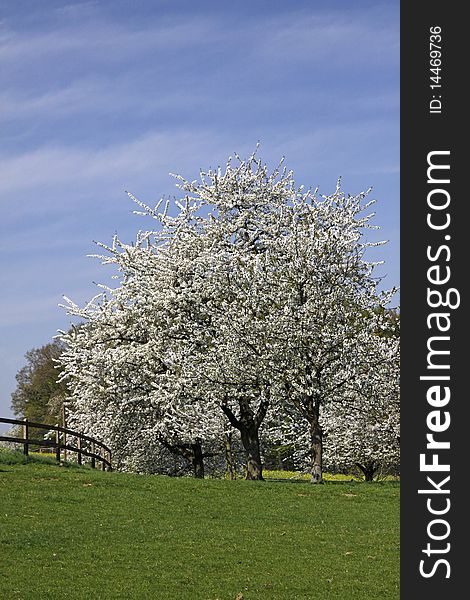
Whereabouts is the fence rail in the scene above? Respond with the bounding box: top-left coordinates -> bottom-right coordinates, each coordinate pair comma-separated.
0,417 -> 112,470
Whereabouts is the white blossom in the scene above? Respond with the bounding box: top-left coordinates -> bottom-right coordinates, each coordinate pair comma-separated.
58,149 -> 398,481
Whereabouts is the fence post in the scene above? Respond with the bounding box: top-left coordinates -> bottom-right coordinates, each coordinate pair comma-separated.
0,417 -> 111,471
63,430 -> 67,462
77,436 -> 82,465
55,425 -> 61,462
62,405 -> 67,462
23,418 -> 29,456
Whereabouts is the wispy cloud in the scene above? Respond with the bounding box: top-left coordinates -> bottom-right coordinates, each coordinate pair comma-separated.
0,130 -> 231,198
0,118 -> 397,205
0,294 -> 68,328
255,9 -> 399,67
1,5 -> 398,73
0,77 -> 398,124
0,17 -> 218,64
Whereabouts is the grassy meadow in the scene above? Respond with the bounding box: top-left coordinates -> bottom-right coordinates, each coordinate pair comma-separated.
0,450 -> 399,599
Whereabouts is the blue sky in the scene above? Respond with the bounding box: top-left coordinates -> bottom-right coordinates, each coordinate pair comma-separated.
0,0 -> 399,424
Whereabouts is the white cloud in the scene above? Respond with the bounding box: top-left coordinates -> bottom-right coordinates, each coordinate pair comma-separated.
0,16 -> 219,64
0,75 -> 398,124
0,5 -> 398,71
0,130 -> 224,196
251,8 -> 399,67
0,118 -> 397,206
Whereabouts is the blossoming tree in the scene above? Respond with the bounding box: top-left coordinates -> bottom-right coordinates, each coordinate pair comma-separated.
59,149 -> 397,481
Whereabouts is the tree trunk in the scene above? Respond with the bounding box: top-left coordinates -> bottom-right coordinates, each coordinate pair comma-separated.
240,427 -> 264,480
309,419 -> 324,484
190,441 -> 205,479
356,462 -> 375,482
224,431 -> 236,480
161,438 -> 205,479
220,398 -> 267,481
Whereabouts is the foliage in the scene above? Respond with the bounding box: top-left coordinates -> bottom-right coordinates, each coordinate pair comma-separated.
11,340 -> 68,425
0,461 -> 399,599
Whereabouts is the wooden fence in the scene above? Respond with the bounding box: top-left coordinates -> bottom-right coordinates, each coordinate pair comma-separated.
0,417 -> 112,471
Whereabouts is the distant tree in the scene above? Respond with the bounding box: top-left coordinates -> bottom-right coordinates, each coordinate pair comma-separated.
274,329 -> 400,480
11,340 -> 67,425
321,334 -> 400,481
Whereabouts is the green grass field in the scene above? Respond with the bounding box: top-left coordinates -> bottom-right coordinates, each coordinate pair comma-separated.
0,450 -> 399,599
